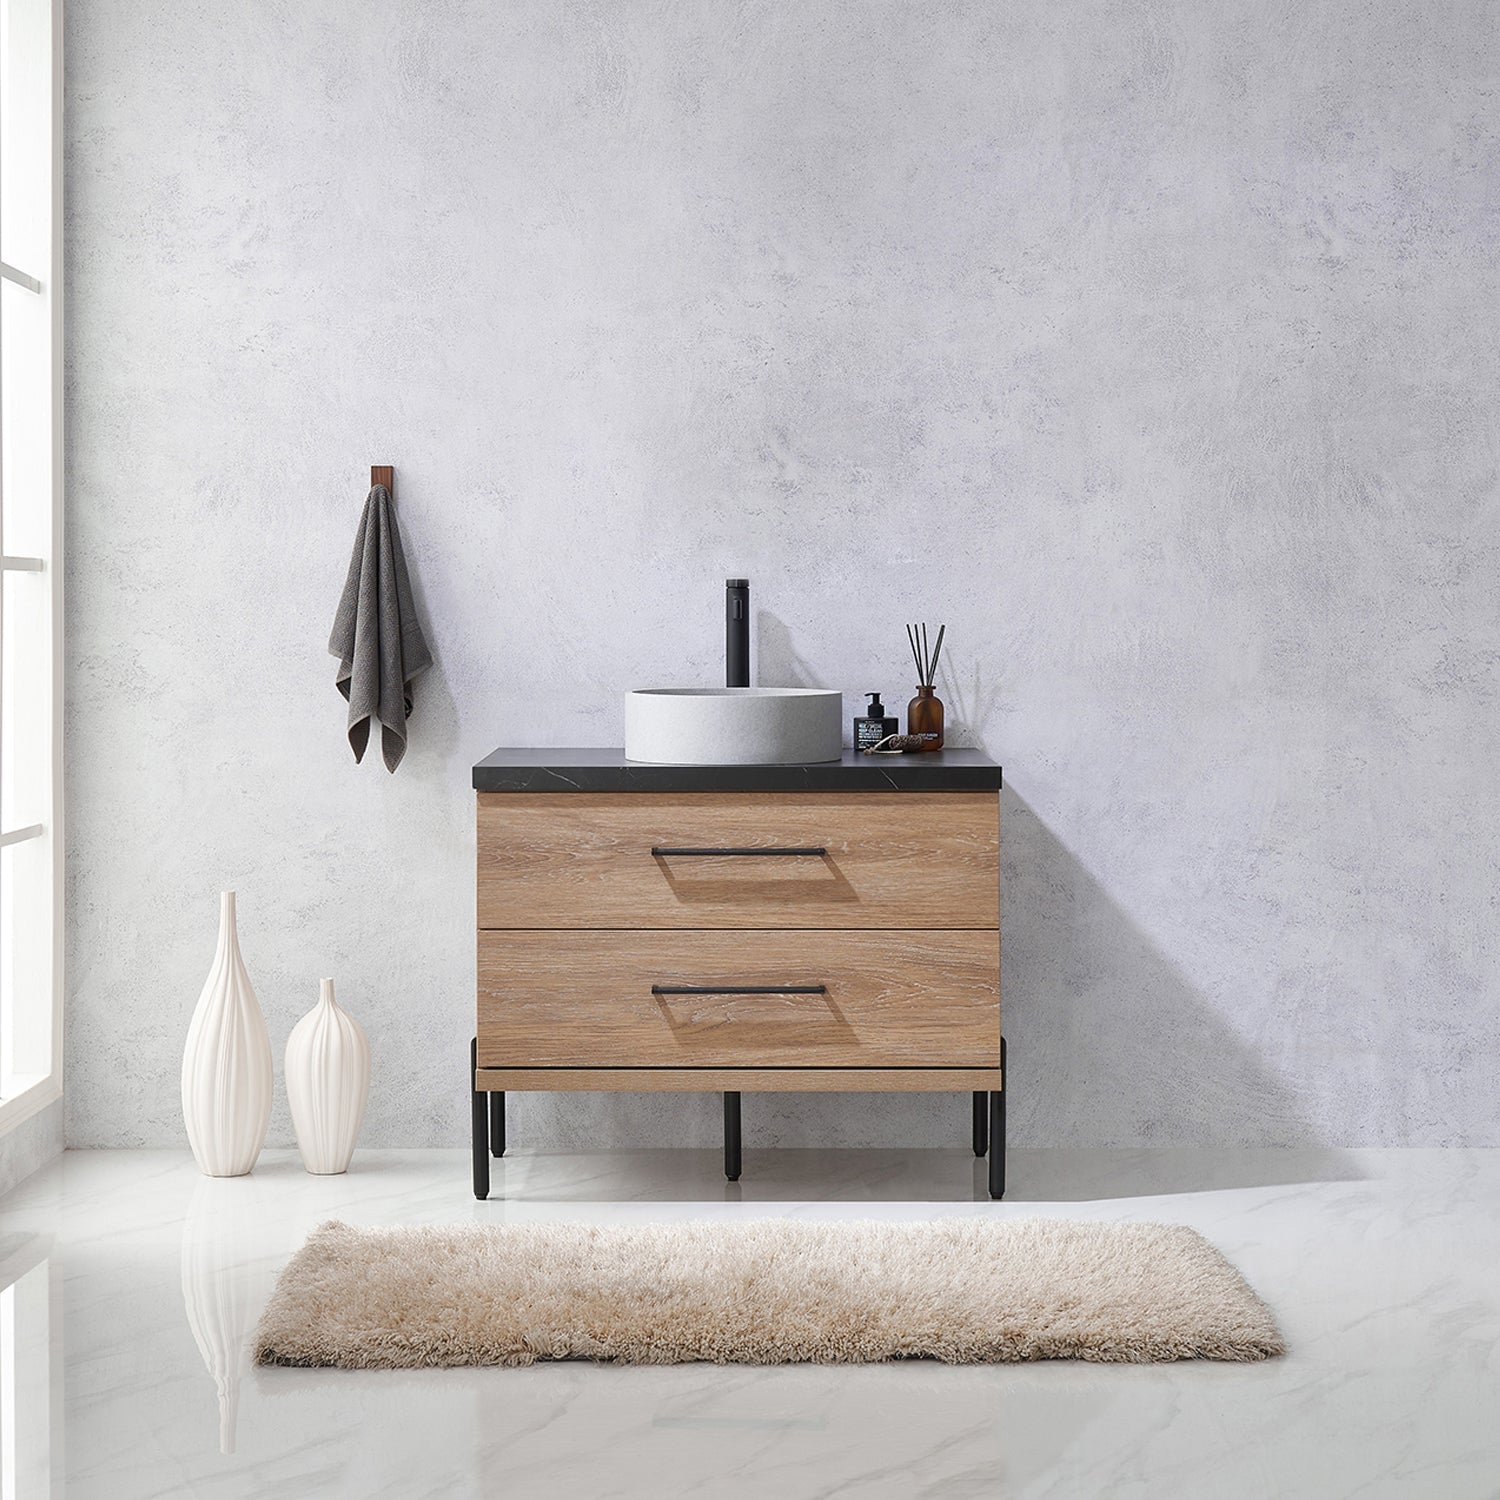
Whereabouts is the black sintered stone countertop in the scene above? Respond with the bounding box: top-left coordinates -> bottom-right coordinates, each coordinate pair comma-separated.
472,747 -> 1002,793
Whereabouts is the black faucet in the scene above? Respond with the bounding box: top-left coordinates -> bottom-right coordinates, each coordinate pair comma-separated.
726,578 -> 749,687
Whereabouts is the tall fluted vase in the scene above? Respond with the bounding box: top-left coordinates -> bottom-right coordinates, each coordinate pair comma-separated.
181,892 -> 272,1177
285,978 -> 370,1174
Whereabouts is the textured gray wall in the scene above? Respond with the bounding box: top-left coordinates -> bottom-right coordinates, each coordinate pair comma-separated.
63,0 -> 1498,1149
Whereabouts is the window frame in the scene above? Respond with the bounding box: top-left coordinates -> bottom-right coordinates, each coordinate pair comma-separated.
0,0 -> 63,1138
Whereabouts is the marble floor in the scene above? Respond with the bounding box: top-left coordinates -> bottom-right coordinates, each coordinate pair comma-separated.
0,1146 -> 1496,1498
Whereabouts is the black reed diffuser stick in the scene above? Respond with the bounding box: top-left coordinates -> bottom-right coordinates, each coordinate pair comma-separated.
907,622 -> 945,686
906,623 -> 925,684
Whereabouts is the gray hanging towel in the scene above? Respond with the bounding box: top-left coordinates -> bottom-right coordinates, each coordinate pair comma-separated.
329,483 -> 433,772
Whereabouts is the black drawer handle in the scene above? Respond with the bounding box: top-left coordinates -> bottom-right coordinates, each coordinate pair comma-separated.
651,984 -> 828,996
651,846 -> 827,857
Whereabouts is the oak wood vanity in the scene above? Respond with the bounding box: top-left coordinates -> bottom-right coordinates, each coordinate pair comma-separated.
471,748 -> 1004,1196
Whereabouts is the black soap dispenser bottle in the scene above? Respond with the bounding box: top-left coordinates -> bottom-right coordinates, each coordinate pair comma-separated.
854,692 -> 898,751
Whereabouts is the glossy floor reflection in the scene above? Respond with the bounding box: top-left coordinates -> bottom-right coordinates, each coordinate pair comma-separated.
1,1147 -> 1497,1498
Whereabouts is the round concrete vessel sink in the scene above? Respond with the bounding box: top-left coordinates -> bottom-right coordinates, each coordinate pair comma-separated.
625,688 -> 844,765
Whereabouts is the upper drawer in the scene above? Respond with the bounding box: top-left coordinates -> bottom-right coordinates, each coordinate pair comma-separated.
477,791 -> 998,930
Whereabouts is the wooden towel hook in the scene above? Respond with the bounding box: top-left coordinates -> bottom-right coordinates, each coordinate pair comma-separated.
371,465 -> 394,495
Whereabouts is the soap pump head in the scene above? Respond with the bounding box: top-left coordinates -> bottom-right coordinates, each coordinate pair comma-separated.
865,692 -> 887,717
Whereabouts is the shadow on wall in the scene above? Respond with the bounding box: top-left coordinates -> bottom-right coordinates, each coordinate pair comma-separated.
398,651 -> 461,773
755,610 -> 823,688
940,658 -> 1007,751
1001,784 -> 1358,1173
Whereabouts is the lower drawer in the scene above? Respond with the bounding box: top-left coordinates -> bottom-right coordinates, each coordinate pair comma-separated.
477,929 -> 999,1069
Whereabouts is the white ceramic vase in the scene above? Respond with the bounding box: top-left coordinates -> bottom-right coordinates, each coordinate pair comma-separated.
181,892 -> 273,1177
284,978 -> 370,1175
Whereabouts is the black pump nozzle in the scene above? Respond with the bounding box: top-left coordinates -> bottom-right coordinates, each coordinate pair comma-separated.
865,692 -> 886,717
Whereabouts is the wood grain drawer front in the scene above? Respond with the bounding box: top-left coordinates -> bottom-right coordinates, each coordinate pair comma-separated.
477,930 -> 1000,1069
476,792 -> 999,930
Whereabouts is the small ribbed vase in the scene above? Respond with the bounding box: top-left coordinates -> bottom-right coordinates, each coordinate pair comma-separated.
181,892 -> 273,1177
284,978 -> 370,1175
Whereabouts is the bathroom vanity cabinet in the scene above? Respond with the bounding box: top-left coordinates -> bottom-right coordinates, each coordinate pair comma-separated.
470,748 -> 1004,1196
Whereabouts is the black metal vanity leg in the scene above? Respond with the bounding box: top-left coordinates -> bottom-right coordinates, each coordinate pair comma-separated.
972,1092 -> 988,1157
471,1038 -> 490,1201
988,1039 -> 1006,1200
724,1091 -> 742,1182
489,1091 -> 506,1158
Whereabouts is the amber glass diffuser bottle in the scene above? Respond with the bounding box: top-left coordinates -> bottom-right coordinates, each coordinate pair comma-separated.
904,622 -> 946,751
907,684 -> 944,750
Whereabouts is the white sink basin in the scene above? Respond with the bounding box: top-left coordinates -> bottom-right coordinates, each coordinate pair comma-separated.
625,688 -> 844,765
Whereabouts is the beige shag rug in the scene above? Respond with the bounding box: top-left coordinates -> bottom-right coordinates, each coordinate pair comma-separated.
254,1217 -> 1283,1368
